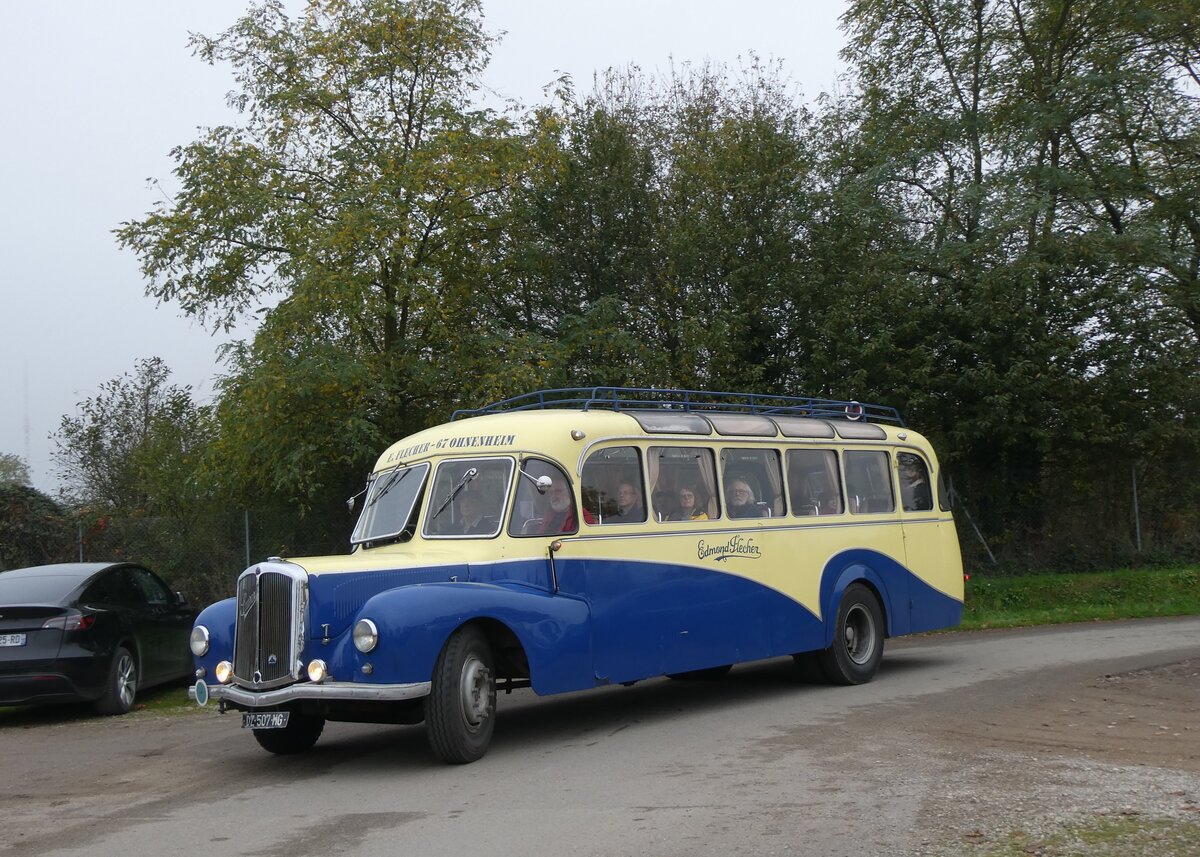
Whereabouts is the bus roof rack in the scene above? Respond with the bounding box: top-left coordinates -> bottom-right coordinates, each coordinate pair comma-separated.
451,387 -> 904,426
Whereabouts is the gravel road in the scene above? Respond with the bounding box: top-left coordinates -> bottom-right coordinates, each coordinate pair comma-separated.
3,617 -> 1198,857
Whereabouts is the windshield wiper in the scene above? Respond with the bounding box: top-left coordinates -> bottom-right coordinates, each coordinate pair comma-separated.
430,468 -> 479,521
365,464 -> 411,510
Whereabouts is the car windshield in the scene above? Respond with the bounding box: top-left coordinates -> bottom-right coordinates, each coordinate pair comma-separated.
0,573 -> 80,604
350,462 -> 430,545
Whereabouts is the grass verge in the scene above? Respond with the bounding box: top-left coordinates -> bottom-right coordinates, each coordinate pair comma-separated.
962,565 -> 1200,630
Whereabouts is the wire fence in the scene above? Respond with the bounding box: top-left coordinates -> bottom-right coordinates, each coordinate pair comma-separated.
6,464 -> 1199,604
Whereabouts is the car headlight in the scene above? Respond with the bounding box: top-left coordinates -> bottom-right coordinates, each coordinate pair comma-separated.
214,660 -> 233,684
353,618 -> 379,653
189,626 -> 211,657
307,659 -> 329,683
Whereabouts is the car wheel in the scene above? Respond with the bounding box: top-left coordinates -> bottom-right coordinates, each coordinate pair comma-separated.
95,646 -> 138,715
425,625 -> 496,764
817,583 -> 884,685
252,711 -> 325,755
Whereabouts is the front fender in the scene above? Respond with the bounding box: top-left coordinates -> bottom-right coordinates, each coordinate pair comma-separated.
192,597 -> 236,677
333,582 -> 592,695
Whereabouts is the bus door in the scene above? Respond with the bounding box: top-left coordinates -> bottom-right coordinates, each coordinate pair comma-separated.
895,451 -> 953,632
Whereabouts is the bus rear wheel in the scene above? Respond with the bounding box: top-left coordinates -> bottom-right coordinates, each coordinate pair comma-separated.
817,583 -> 884,685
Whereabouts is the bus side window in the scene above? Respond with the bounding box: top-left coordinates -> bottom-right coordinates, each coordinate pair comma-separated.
720,448 -> 785,517
509,459 -> 579,537
648,446 -> 719,521
844,451 -> 894,514
897,452 -> 933,512
582,446 -> 645,524
787,449 -> 843,516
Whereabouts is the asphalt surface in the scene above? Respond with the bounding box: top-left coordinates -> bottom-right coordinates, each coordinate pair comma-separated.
4,617 -> 1199,857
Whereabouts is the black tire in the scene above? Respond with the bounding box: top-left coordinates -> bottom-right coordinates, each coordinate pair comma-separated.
94,646 -> 137,715
817,583 -> 884,685
252,711 -> 325,755
425,625 -> 496,764
666,664 -> 733,680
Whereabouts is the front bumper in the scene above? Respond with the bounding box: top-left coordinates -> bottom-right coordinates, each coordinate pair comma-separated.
189,679 -> 431,708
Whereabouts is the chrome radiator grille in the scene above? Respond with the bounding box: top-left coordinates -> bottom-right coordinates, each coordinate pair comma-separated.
233,563 -> 306,688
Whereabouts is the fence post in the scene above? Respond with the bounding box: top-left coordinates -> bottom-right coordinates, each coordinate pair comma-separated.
1132,464 -> 1142,554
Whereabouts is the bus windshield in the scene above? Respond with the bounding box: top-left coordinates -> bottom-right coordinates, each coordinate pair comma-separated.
351,462 -> 430,545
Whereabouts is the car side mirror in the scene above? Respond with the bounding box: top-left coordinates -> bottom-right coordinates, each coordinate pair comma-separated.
175,591 -> 188,606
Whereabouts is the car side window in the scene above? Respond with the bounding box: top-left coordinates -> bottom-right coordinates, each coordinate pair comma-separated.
129,567 -> 172,606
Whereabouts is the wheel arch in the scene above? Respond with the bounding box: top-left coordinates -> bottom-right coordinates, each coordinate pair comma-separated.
819,554 -> 896,647
456,616 -> 530,683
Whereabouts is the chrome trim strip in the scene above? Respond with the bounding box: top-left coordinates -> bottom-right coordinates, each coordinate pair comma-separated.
190,680 -> 432,706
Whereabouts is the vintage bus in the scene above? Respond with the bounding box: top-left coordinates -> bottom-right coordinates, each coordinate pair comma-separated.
189,388 -> 964,763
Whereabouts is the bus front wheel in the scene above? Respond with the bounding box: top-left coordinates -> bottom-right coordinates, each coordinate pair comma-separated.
425,625 -> 497,764
817,583 -> 884,685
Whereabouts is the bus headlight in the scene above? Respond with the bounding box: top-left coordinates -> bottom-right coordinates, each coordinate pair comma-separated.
353,619 -> 379,653
307,659 -> 329,683
214,661 -> 234,684
189,626 -> 210,657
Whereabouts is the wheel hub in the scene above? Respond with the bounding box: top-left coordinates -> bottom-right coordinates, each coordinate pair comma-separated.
460,656 -> 492,728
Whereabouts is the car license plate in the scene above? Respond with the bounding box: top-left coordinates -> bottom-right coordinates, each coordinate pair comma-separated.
0,633 -> 27,647
242,711 -> 290,730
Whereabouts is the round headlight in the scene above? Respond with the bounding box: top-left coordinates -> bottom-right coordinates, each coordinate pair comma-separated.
189,626 -> 210,657
353,618 -> 379,653
214,660 -> 234,684
307,659 -> 329,683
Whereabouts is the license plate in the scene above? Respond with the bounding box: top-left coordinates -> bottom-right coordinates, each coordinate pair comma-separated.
242,711 -> 290,730
0,633 -> 26,647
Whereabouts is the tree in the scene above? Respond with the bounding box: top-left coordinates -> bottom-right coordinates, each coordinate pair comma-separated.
117,0 -> 537,506
0,483 -> 72,571
52,357 -> 212,513
837,0 -> 1200,563
0,452 -> 31,487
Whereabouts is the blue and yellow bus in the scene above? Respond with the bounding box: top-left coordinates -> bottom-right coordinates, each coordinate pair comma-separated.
189,388 -> 964,763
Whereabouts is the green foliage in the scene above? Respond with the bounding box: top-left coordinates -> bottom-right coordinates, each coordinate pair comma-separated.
962,566 -> 1200,628
0,453 -> 31,487
103,0 -> 1200,575
0,484 -> 72,571
52,357 -> 212,514
4,500 -> 70,570
117,0 -> 539,509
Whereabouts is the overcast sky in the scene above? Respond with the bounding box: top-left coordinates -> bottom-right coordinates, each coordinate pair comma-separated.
0,1 -> 848,493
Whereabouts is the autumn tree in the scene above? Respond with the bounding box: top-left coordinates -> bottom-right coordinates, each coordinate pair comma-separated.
117,0 -> 536,507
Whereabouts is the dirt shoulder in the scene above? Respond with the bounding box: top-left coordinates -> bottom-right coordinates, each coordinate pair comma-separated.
902,657 -> 1200,855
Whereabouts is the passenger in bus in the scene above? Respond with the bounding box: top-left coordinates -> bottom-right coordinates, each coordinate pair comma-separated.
899,456 -> 933,511
456,491 -> 492,535
726,478 -> 765,518
670,485 -> 710,521
609,481 -> 645,523
538,479 -> 593,533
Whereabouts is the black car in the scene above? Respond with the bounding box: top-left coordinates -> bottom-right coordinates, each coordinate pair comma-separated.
0,563 -> 197,714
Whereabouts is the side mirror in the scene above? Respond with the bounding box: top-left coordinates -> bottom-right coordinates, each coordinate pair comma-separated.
518,470 -> 553,495
175,591 -> 188,606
